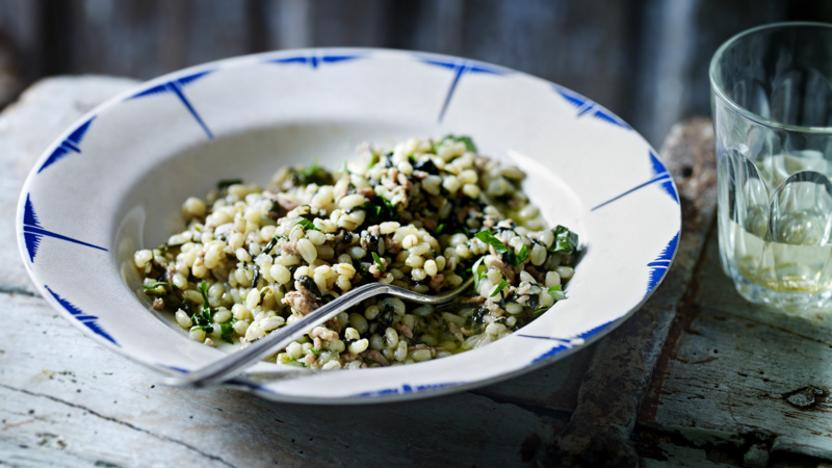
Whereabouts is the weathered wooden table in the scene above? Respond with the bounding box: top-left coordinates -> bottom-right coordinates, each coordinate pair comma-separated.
1,77 -> 830,467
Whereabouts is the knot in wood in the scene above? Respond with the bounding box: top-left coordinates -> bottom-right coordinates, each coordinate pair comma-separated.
782,385 -> 828,409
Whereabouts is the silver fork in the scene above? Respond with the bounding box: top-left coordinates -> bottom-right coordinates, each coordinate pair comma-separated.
165,277 -> 474,387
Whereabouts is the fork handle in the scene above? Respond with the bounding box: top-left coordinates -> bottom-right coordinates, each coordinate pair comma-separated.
164,282 -> 390,387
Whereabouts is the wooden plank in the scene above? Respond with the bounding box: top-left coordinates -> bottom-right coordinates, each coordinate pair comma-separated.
643,299 -> 832,460
639,119 -> 832,464
477,343 -> 597,412
555,118 -> 718,465
0,293 -> 566,466
640,441 -> 738,468
642,237 -> 832,462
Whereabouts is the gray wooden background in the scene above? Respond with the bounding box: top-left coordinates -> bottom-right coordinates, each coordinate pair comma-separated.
0,0 -> 830,145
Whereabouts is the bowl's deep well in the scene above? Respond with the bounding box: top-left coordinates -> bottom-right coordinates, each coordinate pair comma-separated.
115,119 -> 589,337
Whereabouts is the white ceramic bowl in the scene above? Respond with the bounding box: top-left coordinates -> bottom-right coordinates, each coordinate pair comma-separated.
17,48 -> 680,403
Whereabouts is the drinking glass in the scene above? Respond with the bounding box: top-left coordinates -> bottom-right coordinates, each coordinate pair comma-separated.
711,22 -> 832,311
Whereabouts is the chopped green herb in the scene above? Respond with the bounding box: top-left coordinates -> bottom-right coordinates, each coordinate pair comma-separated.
511,244 -> 529,266
367,152 -> 379,169
190,281 -> 215,332
551,225 -> 579,254
490,279 -> 508,297
296,163 -> 334,186
198,281 -> 210,305
475,229 -> 509,253
142,280 -> 168,295
361,195 -> 397,225
547,284 -> 566,300
472,256 -> 487,289
310,347 -> 321,356
297,218 -> 319,231
431,140 -> 441,154
217,178 -> 242,189
435,223 -> 446,235
380,196 -> 395,211
443,134 -> 477,152
371,251 -> 386,272
219,320 -> 235,344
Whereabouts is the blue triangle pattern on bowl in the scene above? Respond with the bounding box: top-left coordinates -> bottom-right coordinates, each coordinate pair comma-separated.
44,285 -> 118,345
419,57 -> 505,123
646,232 -> 679,296
553,85 -> 631,130
649,150 -> 679,203
267,53 -> 363,69
22,194 -> 108,262
354,381 -> 464,397
591,150 -> 679,211
37,117 -> 96,174
525,318 -> 617,365
130,70 -> 215,139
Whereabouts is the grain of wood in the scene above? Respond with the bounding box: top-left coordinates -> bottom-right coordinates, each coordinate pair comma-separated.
0,294 -> 567,467
642,238 -> 832,463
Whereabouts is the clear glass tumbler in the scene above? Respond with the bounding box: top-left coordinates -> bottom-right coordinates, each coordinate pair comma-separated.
711,22 -> 832,311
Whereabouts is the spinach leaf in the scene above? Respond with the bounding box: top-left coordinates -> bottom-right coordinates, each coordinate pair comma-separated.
297,218 -> 319,231
219,320 -> 235,344
490,279 -> 508,297
471,257 -> 487,289
547,284 -> 566,300
189,281 -> 215,333
371,251 -> 386,272
475,229 -> 509,254
142,280 -> 167,295
443,135 -> 477,152
551,225 -> 579,254
511,244 -> 529,266
295,163 -> 334,186
360,195 -> 397,225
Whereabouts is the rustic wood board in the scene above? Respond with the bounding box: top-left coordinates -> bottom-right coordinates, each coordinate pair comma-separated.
641,235 -> 832,464
0,77 -> 594,466
1,294 -> 573,467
